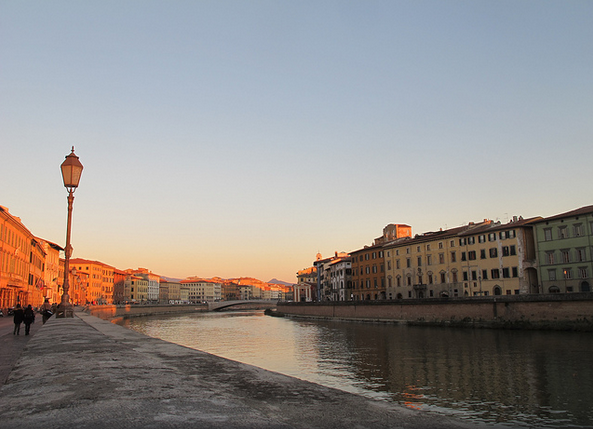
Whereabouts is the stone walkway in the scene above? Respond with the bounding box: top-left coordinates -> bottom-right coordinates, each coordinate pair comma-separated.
0,311 -> 479,429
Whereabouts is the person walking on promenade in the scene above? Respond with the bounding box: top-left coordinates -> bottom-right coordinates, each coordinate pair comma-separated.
13,304 -> 24,335
23,304 -> 35,335
41,298 -> 53,324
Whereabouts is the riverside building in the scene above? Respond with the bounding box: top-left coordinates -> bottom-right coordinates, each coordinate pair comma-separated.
0,205 -> 59,309
70,258 -> 115,304
383,217 -> 540,299
533,205 -> 593,294
351,224 -> 412,301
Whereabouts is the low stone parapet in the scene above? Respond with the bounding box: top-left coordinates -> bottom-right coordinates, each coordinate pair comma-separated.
278,293 -> 593,330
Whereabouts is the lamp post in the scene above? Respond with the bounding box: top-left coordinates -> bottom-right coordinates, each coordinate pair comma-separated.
58,147 -> 83,318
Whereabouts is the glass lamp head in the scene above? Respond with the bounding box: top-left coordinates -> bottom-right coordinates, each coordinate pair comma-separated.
61,147 -> 83,189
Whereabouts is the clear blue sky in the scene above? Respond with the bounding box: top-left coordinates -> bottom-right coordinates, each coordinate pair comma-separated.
2,1 -> 592,283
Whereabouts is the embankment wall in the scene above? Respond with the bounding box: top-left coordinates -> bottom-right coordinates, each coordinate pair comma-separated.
85,304 -> 207,320
277,293 -> 593,330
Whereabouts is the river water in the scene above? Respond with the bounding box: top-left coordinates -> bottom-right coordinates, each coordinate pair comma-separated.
119,310 -> 593,428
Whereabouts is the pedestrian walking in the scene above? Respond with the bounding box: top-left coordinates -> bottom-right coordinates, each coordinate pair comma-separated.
13,304 -> 24,335
23,304 -> 35,335
42,298 -> 53,324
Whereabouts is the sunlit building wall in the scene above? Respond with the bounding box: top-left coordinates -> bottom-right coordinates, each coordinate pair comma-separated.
131,268 -> 160,302
181,279 -> 222,303
384,218 -> 540,299
1,206 -> 35,309
38,238 -> 62,305
351,224 -> 411,301
71,259 -> 114,304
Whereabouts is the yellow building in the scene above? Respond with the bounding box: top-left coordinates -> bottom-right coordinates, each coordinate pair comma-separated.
1,206 -> 41,309
384,218 -> 540,299
37,239 -> 63,306
70,258 -> 115,304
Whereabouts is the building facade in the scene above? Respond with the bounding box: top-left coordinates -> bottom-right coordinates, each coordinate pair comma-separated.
384,218 -> 539,299
351,224 -> 412,301
533,206 -> 593,294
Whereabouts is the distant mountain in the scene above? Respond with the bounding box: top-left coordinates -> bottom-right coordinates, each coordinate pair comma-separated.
267,278 -> 293,286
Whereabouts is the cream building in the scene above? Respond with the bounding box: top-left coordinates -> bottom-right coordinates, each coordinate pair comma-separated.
182,279 -> 222,303
384,218 -> 540,299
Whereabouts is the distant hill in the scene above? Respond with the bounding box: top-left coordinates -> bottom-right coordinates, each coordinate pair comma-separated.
268,278 -> 293,286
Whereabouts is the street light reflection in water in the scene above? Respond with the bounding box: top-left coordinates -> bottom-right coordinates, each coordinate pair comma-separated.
120,310 -> 593,428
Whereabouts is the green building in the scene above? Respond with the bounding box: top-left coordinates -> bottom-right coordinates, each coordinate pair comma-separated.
533,205 -> 593,293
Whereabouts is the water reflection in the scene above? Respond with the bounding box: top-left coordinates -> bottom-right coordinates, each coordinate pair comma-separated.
120,311 -> 593,428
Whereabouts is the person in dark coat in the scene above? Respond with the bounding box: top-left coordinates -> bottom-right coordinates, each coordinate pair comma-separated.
13,304 -> 24,335
23,304 -> 35,335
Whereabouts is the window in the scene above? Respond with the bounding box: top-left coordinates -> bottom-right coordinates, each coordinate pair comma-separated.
512,267 -> 518,277
459,238 -> 466,246
562,268 -> 573,279
546,251 -> 555,264
427,255 -> 432,265
406,258 -> 411,268
480,249 -> 487,259
561,249 -> 571,263
417,246 -> 421,252
387,261 -> 391,270
428,274 -> 433,284
407,276 -> 411,286
482,269 -> 488,280
450,251 -> 456,262
468,251 -> 476,260
510,245 -> 516,256
426,244 -> 431,251
417,256 -> 422,266
468,237 -> 475,245
463,271 -> 469,281
548,269 -> 556,281
471,270 -> 477,281
488,233 -> 496,242
439,253 -> 445,264
452,271 -> 458,283
579,267 -> 588,278
440,272 -> 446,283
489,248 -> 498,258
450,240 -> 455,247
461,252 -> 467,261
396,259 -> 400,269
558,226 -> 569,239
491,269 -> 500,279
576,248 -> 586,262
502,268 -> 510,278
502,246 -> 510,257
479,235 -> 486,243
544,228 -> 552,241
508,230 -> 516,239
574,224 -> 584,237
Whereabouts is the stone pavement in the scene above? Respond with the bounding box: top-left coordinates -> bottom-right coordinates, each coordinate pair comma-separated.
0,310 -> 480,429
0,312 -> 43,388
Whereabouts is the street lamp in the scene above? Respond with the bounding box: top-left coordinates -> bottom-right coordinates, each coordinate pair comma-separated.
58,147 -> 83,317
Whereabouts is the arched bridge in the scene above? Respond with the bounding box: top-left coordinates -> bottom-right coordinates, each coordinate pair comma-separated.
207,300 -> 279,312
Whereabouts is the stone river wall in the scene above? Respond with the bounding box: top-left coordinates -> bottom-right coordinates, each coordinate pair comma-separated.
277,293 -> 593,331
85,304 -> 207,320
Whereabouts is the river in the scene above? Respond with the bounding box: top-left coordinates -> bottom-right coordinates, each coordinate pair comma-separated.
118,310 -> 593,428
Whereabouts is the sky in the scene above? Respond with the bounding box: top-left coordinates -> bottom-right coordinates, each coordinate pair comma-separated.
1,1 -> 592,283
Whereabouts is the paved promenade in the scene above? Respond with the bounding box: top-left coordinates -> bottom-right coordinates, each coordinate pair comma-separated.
0,310 -> 478,429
